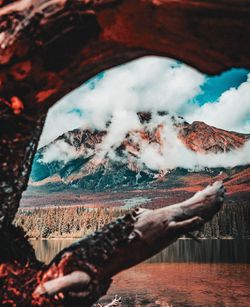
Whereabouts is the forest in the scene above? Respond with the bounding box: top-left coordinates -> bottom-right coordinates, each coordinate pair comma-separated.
14,203 -> 250,239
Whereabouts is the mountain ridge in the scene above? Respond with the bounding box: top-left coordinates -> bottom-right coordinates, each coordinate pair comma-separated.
29,113 -> 250,192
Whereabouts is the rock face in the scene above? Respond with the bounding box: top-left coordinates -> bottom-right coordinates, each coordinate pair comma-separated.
178,121 -> 250,154
29,115 -> 250,191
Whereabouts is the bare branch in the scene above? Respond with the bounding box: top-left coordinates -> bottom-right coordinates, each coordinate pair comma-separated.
32,182 -> 224,306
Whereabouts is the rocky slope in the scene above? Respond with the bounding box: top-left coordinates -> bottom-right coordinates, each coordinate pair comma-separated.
177,121 -> 249,153
29,113 -> 250,192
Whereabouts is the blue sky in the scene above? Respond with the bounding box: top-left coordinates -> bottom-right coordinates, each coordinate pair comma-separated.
68,67 -> 249,119
194,68 -> 249,105
39,57 -> 250,147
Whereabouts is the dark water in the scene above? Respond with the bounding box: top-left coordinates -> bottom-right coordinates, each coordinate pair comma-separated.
31,239 -> 250,264
31,239 -> 250,306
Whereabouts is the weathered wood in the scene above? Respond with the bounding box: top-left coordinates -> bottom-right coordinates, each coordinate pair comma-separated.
0,0 -> 249,305
1,182 -> 224,306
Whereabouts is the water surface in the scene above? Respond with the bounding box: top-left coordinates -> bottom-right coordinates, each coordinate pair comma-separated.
31,239 -> 250,306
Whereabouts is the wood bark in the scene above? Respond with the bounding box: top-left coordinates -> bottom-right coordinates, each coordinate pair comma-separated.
0,0 -> 249,305
1,182 -> 225,306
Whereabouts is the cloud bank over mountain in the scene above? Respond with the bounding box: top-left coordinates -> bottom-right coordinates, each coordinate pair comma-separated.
39,113 -> 250,174
39,57 -> 250,149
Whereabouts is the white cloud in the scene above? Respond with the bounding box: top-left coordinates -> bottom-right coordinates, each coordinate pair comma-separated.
40,113 -> 250,171
77,57 -> 204,129
138,115 -> 250,171
39,56 -> 204,147
97,110 -> 142,159
41,140 -> 79,164
38,110 -> 88,148
186,74 -> 250,133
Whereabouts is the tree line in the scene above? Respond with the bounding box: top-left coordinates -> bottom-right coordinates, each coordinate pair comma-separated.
14,203 -> 250,239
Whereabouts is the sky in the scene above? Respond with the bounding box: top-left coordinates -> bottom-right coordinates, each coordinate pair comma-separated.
39,56 -> 250,148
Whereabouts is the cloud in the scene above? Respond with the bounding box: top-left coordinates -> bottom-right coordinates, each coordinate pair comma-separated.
186,74 -> 250,133
137,115 -> 250,171
77,57 -> 204,129
41,140 -> 80,164
38,110 -> 89,148
151,137 -> 250,170
97,110 -> 142,159
39,56 -> 205,147
40,113 -> 250,171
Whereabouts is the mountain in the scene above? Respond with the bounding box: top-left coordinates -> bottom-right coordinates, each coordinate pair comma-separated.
177,120 -> 249,153
28,113 -> 250,194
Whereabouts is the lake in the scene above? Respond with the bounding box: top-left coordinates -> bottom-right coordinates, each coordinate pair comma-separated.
31,239 -> 250,306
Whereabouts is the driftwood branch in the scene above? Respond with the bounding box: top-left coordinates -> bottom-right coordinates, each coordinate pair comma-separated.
95,295 -> 122,307
0,0 -> 249,305
1,182 -> 224,305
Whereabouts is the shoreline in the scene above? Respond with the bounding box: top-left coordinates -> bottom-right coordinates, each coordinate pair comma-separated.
29,237 -> 250,241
